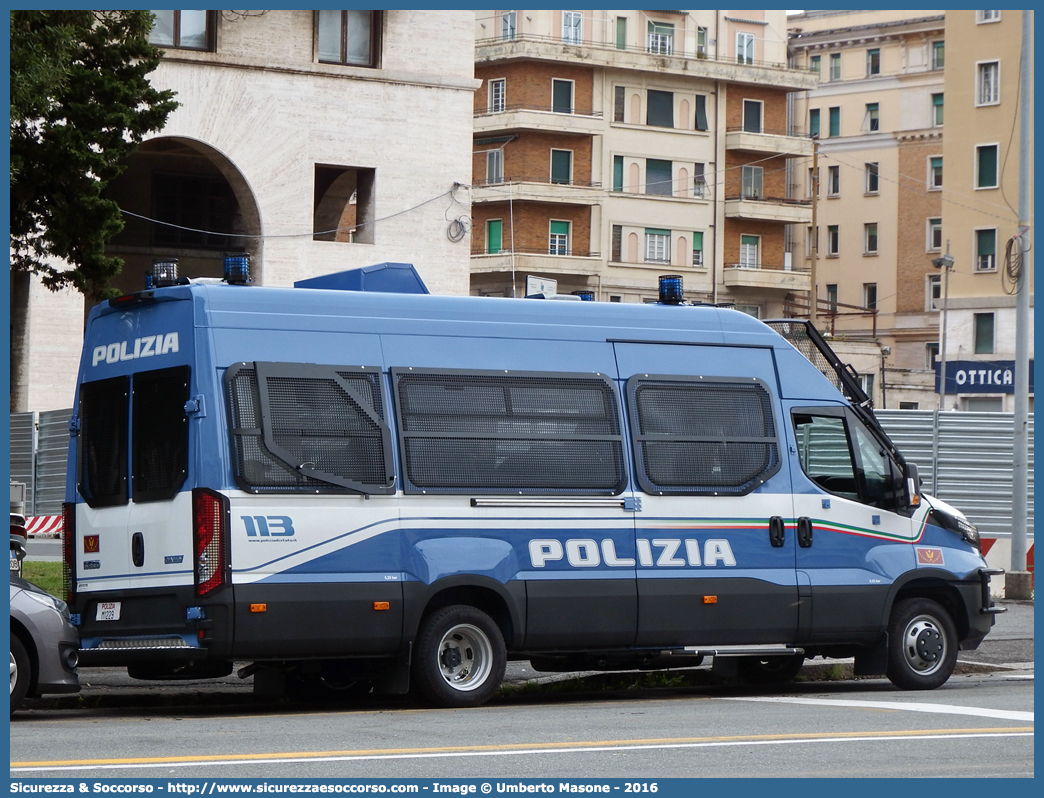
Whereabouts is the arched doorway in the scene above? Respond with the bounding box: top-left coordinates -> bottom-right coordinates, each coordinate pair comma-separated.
103,136 -> 263,295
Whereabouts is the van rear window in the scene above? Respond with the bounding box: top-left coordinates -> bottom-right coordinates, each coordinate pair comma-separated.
132,366 -> 190,503
392,369 -> 626,495
78,376 -> 129,508
627,377 -> 780,495
225,363 -> 394,494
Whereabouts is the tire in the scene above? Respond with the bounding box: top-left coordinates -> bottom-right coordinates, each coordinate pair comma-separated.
736,654 -> 805,684
411,605 -> 506,708
885,598 -> 958,690
10,634 -> 31,716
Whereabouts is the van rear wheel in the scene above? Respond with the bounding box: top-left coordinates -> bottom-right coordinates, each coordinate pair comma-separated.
412,605 -> 505,708
886,598 -> 958,690
736,654 -> 805,684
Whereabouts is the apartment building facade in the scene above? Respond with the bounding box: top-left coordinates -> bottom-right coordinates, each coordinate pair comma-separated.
788,9 -> 1033,411
470,9 -> 816,315
10,10 -> 479,413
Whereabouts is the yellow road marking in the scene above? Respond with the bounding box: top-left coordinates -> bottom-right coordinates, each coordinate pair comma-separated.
12,727 -> 1034,768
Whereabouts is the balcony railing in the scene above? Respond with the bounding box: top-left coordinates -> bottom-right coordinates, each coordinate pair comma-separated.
472,245 -> 602,258
478,102 -> 603,118
725,125 -> 809,138
474,177 -> 602,189
725,194 -> 811,206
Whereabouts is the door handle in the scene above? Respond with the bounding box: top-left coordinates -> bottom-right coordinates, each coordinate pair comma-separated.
769,516 -> 786,548
797,517 -> 813,549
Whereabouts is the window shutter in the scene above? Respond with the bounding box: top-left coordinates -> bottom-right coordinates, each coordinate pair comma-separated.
647,90 -> 674,128
694,95 -> 708,131
550,221 -> 570,236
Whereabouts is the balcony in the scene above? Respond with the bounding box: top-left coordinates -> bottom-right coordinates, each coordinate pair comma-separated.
725,126 -> 814,157
723,266 -> 810,292
724,195 -> 812,224
476,104 -> 603,136
471,248 -> 603,277
472,178 -> 603,206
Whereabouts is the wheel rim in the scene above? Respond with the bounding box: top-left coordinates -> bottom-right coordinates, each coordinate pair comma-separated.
436,623 -> 493,692
10,651 -> 17,696
901,613 -> 948,675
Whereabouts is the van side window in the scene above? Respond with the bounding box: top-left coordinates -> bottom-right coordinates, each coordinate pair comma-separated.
78,375 -> 130,508
627,377 -> 780,495
132,365 -> 190,503
793,411 -> 897,510
392,369 -> 625,495
225,362 -> 395,495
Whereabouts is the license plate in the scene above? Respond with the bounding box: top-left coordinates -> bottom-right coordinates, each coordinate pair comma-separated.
9,552 -> 20,571
96,601 -> 122,621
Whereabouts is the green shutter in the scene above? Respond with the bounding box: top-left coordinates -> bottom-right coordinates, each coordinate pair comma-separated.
829,107 -> 840,137
977,229 -> 996,255
616,17 -> 627,49
613,155 -> 624,192
550,150 -> 571,184
647,90 -> 674,128
809,109 -> 820,138
694,94 -> 708,131
552,80 -> 572,114
692,231 -> 703,249
645,228 -> 670,237
550,221 -> 570,236
977,145 -> 997,187
487,220 -> 502,254
645,159 -> 673,196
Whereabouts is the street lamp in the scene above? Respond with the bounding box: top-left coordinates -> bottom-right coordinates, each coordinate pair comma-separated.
931,250 -> 954,411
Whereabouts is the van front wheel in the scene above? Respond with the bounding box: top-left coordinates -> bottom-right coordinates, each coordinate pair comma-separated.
412,605 -> 506,708
886,598 -> 958,690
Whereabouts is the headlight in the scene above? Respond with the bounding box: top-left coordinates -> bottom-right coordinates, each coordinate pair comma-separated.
930,508 -> 981,550
23,589 -> 72,620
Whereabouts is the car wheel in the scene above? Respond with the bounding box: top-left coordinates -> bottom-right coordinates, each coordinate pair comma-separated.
886,598 -> 958,690
736,654 -> 805,684
411,605 -> 505,708
10,633 -> 31,716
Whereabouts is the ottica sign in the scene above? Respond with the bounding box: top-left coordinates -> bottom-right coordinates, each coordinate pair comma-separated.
935,359 -> 1034,395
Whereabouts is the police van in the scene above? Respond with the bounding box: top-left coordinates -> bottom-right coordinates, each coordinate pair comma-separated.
63,268 -> 1003,707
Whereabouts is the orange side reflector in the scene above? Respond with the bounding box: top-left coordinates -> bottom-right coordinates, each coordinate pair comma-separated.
703,596 -> 717,604
250,603 -> 267,613
373,601 -> 390,611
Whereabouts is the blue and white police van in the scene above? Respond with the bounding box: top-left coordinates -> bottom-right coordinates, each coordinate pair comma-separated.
63,267 -> 1003,707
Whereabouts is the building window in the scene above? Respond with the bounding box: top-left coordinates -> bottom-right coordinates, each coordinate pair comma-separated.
692,231 -> 704,266
549,220 -> 570,255
740,165 -> 763,199
615,16 -> 627,49
501,10 -> 516,40
613,155 -> 624,192
153,172 -> 236,248
865,162 -> 879,194
737,32 -> 755,65
806,225 -> 819,256
974,313 -> 995,354
899,401 -> 919,410
977,62 -> 1000,106
829,52 -> 841,81
926,342 -> 939,368
976,228 -> 997,271
809,108 -> 820,138
646,159 -> 673,196
149,10 -> 214,50
552,79 -> 574,114
735,304 -> 761,319
865,102 -> 880,132
486,219 -> 503,254
931,93 -> 944,127
826,225 -> 839,256
742,99 -> 763,133
694,95 -> 709,131
645,228 -> 671,263
647,21 -> 674,55
860,373 -> 875,399
927,217 -> 943,251
317,10 -> 379,67
312,165 -> 376,244
931,41 -> 945,70
485,150 -> 503,185
562,11 -> 582,43
829,106 -> 840,137
550,150 -> 572,185
977,10 -> 1001,23
611,224 -> 623,262
976,144 -> 999,188
647,89 -> 674,128
863,283 -> 878,310
807,168 -> 817,198
489,78 -> 506,113
693,163 -> 707,198
926,274 -> 941,311
810,54 -> 821,76
614,85 -> 626,122
826,283 -> 838,312
867,48 -> 880,76
826,165 -> 840,197
739,235 -> 760,268
864,223 -> 878,255
929,156 -> 943,189
697,26 -> 708,57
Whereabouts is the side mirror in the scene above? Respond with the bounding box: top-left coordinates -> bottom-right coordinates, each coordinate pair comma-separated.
904,462 -> 921,507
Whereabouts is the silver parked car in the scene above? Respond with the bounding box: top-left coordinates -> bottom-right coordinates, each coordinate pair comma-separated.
10,569 -> 80,714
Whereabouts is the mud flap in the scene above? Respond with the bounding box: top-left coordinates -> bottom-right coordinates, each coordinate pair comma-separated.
854,635 -> 888,676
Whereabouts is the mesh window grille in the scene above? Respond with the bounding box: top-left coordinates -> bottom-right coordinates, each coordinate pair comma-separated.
78,376 -> 129,508
628,378 -> 780,495
393,370 -> 625,494
132,366 -> 190,503
225,363 -> 393,494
